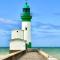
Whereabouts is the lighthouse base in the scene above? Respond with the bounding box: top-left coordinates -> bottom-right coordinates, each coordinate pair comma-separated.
9,50 -> 20,53
26,42 -> 32,48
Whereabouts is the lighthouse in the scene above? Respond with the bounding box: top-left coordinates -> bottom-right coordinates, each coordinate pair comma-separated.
21,2 -> 32,48
10,1 -> 32,52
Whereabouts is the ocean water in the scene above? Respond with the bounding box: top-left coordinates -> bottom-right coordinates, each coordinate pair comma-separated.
39,47 -> 60,60
0,47 -> 60,60
0,47 -> 9,55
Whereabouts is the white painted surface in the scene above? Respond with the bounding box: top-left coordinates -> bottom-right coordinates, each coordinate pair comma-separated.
48,56 -> 58,60
48,57 -> 58,60
10,40 -> 26,50
22,22 -> 31,44
39,50 -> 58,60
38,50 -> 48,58
11,30 -> 24,39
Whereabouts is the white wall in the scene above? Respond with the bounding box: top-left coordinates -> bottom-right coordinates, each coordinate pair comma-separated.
10,30 -> 26,51
22,22 -> 31,44
11,30 -> 24,39
10,41 -> 26,51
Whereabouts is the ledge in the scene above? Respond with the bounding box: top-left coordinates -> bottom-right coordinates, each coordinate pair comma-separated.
2,50 -> 26,60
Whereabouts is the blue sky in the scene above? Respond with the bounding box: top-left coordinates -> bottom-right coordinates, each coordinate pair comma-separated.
0,0 -> 60,47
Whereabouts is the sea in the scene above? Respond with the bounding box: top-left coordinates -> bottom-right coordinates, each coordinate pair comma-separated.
0,47 -> 60,60
0,47 -> 9,55
39,47 -> 60,60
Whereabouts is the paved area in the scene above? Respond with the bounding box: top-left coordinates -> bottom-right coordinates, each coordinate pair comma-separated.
19,52 -> 46,60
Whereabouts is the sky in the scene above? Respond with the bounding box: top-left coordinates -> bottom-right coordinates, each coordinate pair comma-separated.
0,0 -> 60,47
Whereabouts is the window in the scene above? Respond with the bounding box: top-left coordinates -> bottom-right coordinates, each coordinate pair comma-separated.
25,27 -> 27,30
17,31 -> 18,32
23,8 -> 30,12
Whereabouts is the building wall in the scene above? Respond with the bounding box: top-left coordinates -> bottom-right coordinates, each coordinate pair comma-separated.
10,40 -> 26,50
10,30 -> 26,51
22,22 -> 31,44
11,30 -> 24,39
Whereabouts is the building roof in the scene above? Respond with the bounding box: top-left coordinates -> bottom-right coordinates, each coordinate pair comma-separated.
24,2 -> 30,8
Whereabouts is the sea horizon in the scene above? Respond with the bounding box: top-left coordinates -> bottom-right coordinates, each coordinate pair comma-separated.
0,47 -> 60,60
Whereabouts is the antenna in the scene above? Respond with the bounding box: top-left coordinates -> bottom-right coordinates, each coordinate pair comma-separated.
25,0 -> 28,5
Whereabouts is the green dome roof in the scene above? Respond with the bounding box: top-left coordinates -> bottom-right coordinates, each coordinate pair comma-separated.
24,2 -> 30,8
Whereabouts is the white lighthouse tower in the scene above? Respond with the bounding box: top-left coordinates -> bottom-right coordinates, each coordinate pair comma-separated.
21,1 -> 32,48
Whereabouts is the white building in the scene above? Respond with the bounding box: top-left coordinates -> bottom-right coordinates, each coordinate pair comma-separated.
10,1 -> 32,51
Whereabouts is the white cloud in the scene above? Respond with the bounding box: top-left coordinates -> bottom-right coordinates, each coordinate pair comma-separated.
0,29 -> 10,36
32,22 -> 60,33
0,29 -> 10,47
33,28 -> 60,35
32,23 -> 60,37
0,18 -> 20,25
0,18 -> 21,30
